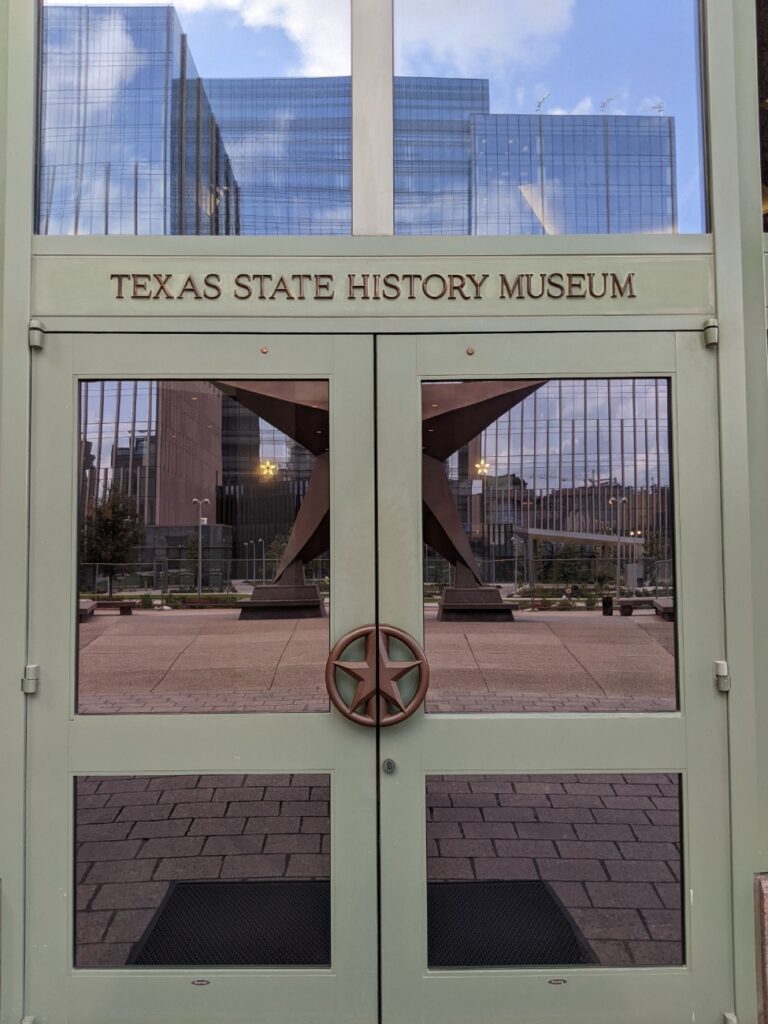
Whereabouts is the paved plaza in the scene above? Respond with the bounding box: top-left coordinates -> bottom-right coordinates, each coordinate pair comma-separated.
76,772 -> 681,968
78,608 -> 676,714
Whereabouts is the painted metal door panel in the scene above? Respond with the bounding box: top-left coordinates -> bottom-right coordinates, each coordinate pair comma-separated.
376,331 -> 733,1024
25,332 -> 379,1024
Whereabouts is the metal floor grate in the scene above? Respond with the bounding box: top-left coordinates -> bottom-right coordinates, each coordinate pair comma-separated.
128,880 -> 331,967
427,880 -> 597,967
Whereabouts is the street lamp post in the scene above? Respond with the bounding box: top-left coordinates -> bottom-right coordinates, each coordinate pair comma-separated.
608,496 -> 628,597
258,537 -> 266,584
192,497 -> 210,598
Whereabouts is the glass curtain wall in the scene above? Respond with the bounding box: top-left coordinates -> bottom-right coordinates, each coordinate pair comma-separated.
394,0 -> 706,235
37,1 -> 352,235
36,1 -> 706,237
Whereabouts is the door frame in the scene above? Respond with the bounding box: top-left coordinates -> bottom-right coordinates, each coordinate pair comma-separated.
24,330 -> 380,1024
375,329 -> 732,1023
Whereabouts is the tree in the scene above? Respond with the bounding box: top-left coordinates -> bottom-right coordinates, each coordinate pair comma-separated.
549,544 -> 593,584
81,487 -> 145,597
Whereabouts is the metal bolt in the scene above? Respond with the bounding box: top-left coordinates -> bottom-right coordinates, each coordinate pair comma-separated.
382,758 -> 396,774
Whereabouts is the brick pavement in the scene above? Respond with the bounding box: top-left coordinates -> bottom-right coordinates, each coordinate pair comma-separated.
427,773 -> 682,967
78,609 -> 676,715
76,772 -> 681,970
75,773 -> 330,967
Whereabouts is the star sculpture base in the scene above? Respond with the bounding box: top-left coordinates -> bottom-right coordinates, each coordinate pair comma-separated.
238,583 -> 326,620
437,586 -> 515,622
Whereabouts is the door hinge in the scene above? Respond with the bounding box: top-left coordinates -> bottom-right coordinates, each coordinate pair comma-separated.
28,319 -> 45,350
702,317 -> 719,348
21,665 -> 40,695
714,660 -> 730,693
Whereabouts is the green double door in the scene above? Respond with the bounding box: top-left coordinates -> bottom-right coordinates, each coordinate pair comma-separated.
26,329 -> 733,1023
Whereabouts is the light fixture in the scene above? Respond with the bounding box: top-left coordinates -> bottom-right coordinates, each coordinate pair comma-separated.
475,459 -> 490,476
260,460 -> 277,478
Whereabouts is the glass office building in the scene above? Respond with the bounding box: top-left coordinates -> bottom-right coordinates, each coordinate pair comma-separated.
37,5 -> 676,237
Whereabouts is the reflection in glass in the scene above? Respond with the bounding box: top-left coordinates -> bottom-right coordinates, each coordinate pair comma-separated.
426,774 -> 683,968
395,1 -> 705,235
75,773 -> 331,967
37,3 -> 351,235
77,380 -> 330,714
422,379 -> 676,714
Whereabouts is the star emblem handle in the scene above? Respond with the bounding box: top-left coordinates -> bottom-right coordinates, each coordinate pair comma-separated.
325,625 -> 430,727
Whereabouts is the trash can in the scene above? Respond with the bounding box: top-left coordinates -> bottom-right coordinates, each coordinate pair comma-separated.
602,595 -> 614,617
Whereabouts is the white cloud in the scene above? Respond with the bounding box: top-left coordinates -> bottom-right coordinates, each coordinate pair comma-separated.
395,0 -> 576,77
46,0 -> 351,76
550,95 -> 593,116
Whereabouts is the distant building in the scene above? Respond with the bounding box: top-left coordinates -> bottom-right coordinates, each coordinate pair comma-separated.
38,6 -> 677,237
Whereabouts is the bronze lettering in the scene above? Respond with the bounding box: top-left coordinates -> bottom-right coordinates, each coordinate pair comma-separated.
251,274 -> 273,299
447,274 -> 468,300
400,274 -> 422,300
291,273 -> 313,300
314,274 -> 335,299
151,273 -> 174,299
382,273 -> 401,300
203,273 -> 222,300
110,273 -> 131,299
466,273 -> 488,299
588,272 -> 609,299
611,272 -> 637,299
567,273 -> 586,299
499,274 -> 525,299
131,274 -> 153,299
270,275 -> 294,300
546,272 -> 565,299
372,274 -> 382,300
347,273 -> 370,299
233,273 -> 252,300
422,273 -> 448,300
526,273 -> 546,299
177,274 -> 202,300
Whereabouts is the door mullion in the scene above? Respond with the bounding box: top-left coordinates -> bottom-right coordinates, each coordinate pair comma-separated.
352,0 -> 393,235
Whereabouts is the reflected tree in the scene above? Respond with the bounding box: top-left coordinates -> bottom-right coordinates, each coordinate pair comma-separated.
81,486 -> 145,598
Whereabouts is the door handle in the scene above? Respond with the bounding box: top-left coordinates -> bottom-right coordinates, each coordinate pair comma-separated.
324,624 -> 429,727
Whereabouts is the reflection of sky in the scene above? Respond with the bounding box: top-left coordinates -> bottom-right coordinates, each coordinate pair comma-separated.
459,379 -> 671,492
47,0 -> 705,232
395,0 -> 704,232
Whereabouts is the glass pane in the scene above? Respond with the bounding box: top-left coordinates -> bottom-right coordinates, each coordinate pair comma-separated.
426,773 -> 683,968
394,1 -> 705,235
75,773 -> 331,967
38,3 -> 351,235
422,379 -> 676,713
77,380 -> 331,714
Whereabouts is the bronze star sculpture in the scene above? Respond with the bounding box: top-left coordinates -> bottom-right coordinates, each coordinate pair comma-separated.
217,377 -> 544,620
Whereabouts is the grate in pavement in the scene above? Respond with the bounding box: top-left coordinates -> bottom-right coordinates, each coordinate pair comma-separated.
128,880 -> 330,967
427,880 -> 596,967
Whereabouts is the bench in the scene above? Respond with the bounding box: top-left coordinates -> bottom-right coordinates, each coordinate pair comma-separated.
96,600 -> 141,615
654,598 -> 675,622
618,597 -> 656,616
78,599 -> 96,622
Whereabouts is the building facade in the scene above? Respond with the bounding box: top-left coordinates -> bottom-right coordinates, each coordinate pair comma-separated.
2,2 -> 768,1024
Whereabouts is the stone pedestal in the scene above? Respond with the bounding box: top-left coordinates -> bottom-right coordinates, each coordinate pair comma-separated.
437,586 -> 514,622
238,583 -> 326,619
